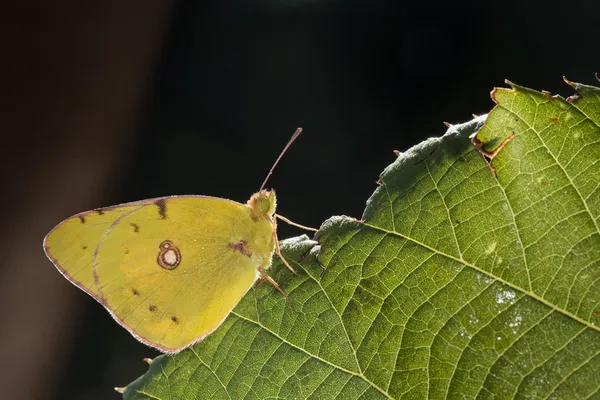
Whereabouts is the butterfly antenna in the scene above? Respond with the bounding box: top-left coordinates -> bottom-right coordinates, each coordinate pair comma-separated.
259,127 -> 303,192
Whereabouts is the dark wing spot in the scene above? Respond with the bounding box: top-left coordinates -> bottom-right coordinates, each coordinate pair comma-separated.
171,316 -> 179,323
78,216 -> 86,224
125,248 -> 130,255
154,199 -> 167,220
227,240 -> 252,258
82,245 -> 88,250
131,288 -> 140,296
149,305 -> 157,312
130,223 -> 140,233
96,210 -> 105,215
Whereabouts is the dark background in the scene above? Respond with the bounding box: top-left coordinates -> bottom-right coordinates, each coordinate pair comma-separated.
2,1 -> 598,399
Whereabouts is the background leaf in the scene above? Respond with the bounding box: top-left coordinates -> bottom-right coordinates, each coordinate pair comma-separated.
123,80 -> 600,399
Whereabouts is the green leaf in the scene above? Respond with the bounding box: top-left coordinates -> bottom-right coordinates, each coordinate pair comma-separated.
122,79 -> 600,399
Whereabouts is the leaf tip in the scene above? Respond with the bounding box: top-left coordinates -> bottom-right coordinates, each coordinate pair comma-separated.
564,76 -> 583,103
541,90 -> 559,100
595,72 -> 599,83
504,80 -> 530,93
443,121 -> 452,128
143,357 -> 153,365
470,130 -> 516,177
115,386 -> 126,394
490,87 -> 499,103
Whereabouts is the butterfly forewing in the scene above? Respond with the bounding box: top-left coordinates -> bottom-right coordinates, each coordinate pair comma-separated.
44,196 -> 276,352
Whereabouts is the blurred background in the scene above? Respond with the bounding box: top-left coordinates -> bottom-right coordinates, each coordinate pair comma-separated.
1,0 -> 598,399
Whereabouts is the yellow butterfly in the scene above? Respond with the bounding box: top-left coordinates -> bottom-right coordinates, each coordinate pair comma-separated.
43,128 -> 314,353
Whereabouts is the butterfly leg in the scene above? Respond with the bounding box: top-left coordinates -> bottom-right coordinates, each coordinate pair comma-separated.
256,276 -> 268,287
273,230 -> 297,274
257,267 -> 296,312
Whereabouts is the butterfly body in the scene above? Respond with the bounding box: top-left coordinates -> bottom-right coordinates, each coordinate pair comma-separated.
44,190 -> 277,353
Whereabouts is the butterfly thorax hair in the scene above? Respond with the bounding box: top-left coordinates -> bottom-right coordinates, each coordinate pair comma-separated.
247,189 -> 277,220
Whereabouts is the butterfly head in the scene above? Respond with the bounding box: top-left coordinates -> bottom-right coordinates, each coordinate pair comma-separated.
248,189 -> 277,218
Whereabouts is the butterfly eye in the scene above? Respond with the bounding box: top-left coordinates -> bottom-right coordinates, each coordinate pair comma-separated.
257,196 -> 270,213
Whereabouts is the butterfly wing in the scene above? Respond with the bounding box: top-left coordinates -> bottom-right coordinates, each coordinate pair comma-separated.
44,196 -> 275,352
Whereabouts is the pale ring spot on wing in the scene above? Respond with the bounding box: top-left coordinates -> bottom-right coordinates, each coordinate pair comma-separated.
157,240 -> 181,270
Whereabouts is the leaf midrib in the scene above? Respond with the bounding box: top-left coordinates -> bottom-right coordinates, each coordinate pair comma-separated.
361,221 -> 600,333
